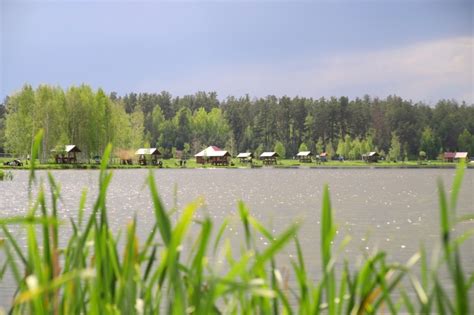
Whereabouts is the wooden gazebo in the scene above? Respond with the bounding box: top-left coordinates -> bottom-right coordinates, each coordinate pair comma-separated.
444,152 -> 456,162
195,146 -> 231,166
362,151 -> 380,163
259,152 -> 279,165
296,151 -> 313,163
135,148 -> 161,165
53,145 -> 81,164
237,152 -> 253,163
454,152 -> 469,162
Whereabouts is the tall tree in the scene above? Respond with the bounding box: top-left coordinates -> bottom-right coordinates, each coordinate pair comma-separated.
420,127 -> 440,159
388,132 -> 401,162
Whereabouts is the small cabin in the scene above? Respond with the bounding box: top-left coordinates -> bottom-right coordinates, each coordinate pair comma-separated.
53,145 -> 81,164
237,152 -> 253,163
319,152 -> 328,162
362,151 -> 380,163
454,152 -> 469,162
444,152 -> 456,162
195,146 -> 231,166
117,149 -> 134,165
259,152 -> 279,165
135,148 -> 161,165
296,151 -> 313,163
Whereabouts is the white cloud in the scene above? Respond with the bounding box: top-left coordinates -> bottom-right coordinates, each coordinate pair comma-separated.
138,36 -> 473,103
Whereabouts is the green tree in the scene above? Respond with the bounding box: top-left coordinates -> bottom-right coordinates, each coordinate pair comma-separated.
388,132 -> 401,162
5,85 -> 36,156
254,144 -> 264,158
420,127 -> 439,160
326,142 -> 335,159
457,129 -> 474,153
336,137 -> 345,157
343,134 -> 352,158
315,137 -> 324,154
349,138 -> 362,160
173,107 -> 192,149
298,142 -> 308,152
151,106 -> 165,146
129,109 -> 144,149
274,141 -> 286,158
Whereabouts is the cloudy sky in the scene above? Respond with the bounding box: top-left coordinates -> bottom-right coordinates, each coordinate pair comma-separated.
1,0 -> 473,103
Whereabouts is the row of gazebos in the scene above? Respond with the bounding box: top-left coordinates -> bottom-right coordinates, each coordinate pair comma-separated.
51,145 -> 470,166
196,146 -> 381,165
51,144 -> 379,166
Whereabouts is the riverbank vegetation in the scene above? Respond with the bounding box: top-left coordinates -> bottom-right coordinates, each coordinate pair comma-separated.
0,134 -> 472,314
0,85 -> 473,162
1,156 -> 472,170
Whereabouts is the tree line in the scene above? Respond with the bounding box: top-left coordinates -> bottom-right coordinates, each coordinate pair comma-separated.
0,84 -> 473,161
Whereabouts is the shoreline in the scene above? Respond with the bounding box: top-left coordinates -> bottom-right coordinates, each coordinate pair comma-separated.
1,161 -> 472,170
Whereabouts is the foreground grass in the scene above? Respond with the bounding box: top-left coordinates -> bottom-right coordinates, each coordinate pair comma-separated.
0,133 -> 472,314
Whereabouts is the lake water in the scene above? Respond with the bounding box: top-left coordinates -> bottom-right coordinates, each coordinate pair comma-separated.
1,168 -> 473,307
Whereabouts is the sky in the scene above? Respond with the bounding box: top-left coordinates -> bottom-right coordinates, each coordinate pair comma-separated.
1,0 -> 473,103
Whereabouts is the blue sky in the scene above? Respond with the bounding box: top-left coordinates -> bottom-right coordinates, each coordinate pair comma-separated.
1,0 -> 473,103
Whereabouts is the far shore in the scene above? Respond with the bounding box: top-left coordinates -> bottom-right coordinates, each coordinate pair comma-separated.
1,158 -> 472,170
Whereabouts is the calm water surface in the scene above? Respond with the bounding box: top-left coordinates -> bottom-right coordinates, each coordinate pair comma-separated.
1,168 -> 473,307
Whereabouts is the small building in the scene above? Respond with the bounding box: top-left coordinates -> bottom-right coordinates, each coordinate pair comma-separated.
296,151 -> 313,163
135,148 -> 161,165
444,152 -> 456,162
319,152 -> 328,162
454,152 -> 469,162
237,152 -> 253,163
195,146 -> 231,166
117,149 -> 134,165
362,151 -> 380,163
53,145 -> 81,164
259,152 -> 279,165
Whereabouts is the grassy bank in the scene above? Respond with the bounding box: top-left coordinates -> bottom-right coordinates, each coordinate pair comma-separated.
1,157 -> 472,170
0,133 -> 472,314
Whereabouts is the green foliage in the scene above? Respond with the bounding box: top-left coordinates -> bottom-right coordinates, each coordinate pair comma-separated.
326,142 -> 335,159
420,127 -> 440,160
4,85 -> 134,159
315,137 -> 324,155
457,129 -> 474,154
389,132 -> 401,162
254,143 -> 264,157
298,142 -> 308,152
1,133 -> 472,314
274,140 -> 286,158
2,86 -> 473,160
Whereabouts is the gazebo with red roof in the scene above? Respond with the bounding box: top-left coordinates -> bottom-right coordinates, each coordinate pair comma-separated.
194,146 -> 231,165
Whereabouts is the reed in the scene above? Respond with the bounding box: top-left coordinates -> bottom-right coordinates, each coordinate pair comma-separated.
0,131 -> 472,314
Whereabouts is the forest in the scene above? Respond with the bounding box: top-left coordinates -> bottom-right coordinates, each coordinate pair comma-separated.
0,84 -> 473,161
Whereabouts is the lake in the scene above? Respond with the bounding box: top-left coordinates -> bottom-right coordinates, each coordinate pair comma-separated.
1,168 -> 473,307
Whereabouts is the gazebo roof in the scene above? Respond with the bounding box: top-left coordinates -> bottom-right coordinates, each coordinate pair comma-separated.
65,145 -> 81,153
455,152 -> 468,159
195,146 -> 229,157
444,152 -> 456,158
237,152 -> 253,158
135,148 -> 161,155
260,152 -> 279,158
296,151 -> 312,157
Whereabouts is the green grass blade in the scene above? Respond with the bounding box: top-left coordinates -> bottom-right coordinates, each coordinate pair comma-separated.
148,171 -> 172,246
